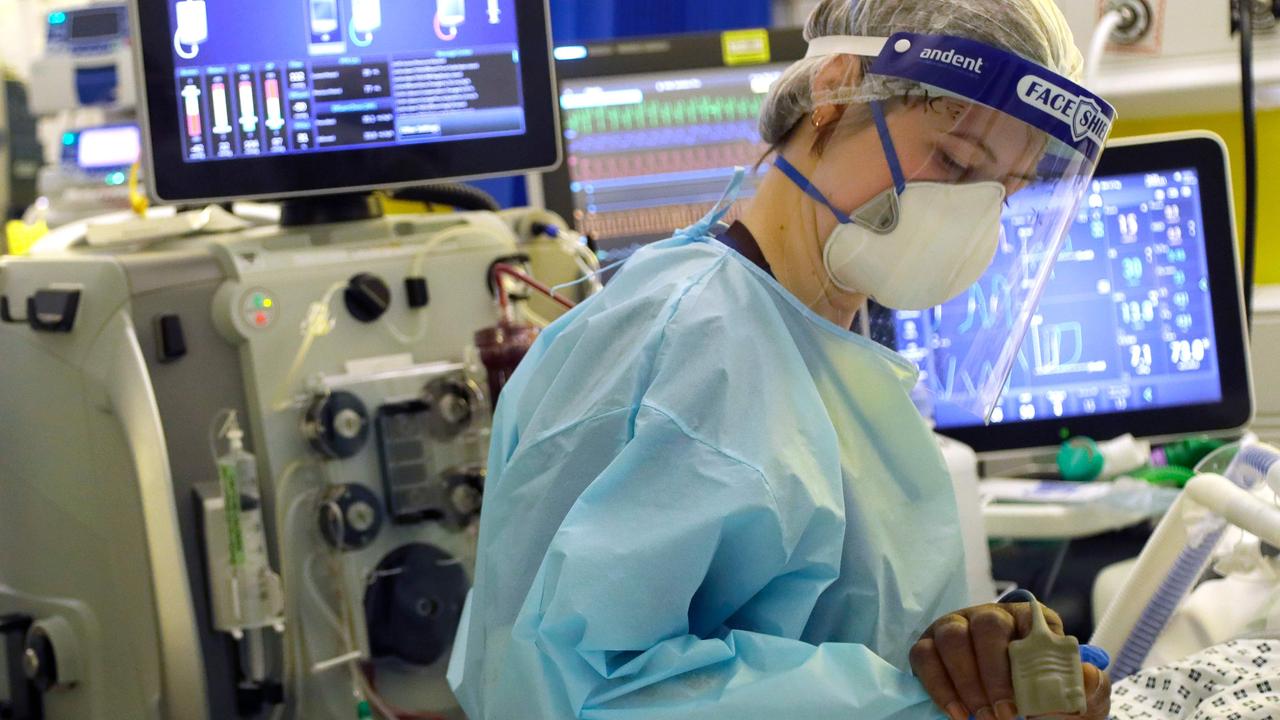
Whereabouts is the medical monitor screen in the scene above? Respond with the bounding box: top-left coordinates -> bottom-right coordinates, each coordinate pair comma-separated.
71,9 -> 122,40
134,0 -> 559,201
558,64 -> 785,264
169,0 -> 524,162
899,168 -> 1220,429
893,136 -> 1254,453
70,125 -> 142,171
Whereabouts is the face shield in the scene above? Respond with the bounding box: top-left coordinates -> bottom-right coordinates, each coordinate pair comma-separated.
782,32 -> 1115,423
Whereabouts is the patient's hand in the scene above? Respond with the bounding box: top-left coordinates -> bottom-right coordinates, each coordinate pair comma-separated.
909,603 -> 1111,720
1038,664 -> 1110,720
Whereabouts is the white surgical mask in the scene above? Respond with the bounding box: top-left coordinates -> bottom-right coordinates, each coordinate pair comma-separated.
823,180 -> 1006,311
774,154 -> 1006,312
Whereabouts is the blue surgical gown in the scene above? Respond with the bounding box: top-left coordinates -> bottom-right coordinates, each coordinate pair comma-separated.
448,219 -> 966,719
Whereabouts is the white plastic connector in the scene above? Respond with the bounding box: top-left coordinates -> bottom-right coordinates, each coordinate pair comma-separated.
219,410 -> 245,452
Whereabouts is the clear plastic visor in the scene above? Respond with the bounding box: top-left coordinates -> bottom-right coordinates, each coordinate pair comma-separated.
791,32 -> 1114,422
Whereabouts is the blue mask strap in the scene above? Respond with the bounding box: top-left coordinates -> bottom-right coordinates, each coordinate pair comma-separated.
773,155 -> 852,225
870,100 -> 907,195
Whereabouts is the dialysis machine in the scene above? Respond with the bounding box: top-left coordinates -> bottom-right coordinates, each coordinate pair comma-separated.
0,1 -> 566,719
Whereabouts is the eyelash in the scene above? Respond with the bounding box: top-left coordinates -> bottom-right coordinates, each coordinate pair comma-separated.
938,153 -> 972,178
939,150 -> 1023,206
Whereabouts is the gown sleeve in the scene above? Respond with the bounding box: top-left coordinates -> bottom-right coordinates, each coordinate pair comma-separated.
492,400 -> 947,720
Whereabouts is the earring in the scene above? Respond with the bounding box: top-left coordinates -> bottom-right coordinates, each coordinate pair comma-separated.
812,110 -> 828,129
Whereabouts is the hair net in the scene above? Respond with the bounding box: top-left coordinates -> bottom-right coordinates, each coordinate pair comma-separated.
760,0 -> 1084,145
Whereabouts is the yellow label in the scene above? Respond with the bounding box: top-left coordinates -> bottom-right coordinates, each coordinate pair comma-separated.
722,29 -> 771,67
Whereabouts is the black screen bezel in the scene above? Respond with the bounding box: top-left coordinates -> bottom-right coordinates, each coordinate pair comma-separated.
133,0 -> 560,202
939,135 -> 1253,453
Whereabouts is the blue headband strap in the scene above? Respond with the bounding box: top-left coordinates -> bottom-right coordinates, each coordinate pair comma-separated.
866,32 -> 1116,163
870,101 -> 907,195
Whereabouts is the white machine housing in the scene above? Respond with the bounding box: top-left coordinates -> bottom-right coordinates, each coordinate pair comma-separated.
0,208 -> 569,719
27,4 -> 136,116
1253,286 -> 1280,446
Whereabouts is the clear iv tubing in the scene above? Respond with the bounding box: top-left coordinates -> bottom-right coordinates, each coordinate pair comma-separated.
276,464 -> 321,718
551,256 -> 627,296
275,460 -> 353,718
273,224 -> 487,408
385,225 -> 479,345
316,498 -> 446,720
271,281 -> 345,412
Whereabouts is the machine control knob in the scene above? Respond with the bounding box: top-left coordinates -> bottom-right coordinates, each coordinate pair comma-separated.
423,377 -> 481,440
446,466 -> 485,526
320,484 -> 384,551
438,392 -> 471,426
303,391 -> 371,460
364,544 -> 469,667
344,273 -> 391,323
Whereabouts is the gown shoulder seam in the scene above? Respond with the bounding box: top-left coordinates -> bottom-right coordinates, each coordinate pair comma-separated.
638,400 -> 782,516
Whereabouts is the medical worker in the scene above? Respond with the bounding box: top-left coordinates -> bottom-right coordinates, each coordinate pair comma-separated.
450,0 -> 1117,718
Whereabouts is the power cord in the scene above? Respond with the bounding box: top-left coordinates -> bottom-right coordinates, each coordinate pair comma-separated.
1238,0 -> 1260,329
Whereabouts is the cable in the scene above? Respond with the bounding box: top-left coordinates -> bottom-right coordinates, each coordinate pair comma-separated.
389,183 -> 500,212
128,162 -> 149,216
1086,9 -> 1126,84
1239,0 -> 1260,330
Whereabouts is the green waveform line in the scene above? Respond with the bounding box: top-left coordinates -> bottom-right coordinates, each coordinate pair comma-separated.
565,94 -> 765,136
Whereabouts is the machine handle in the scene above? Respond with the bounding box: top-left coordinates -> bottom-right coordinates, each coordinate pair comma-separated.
0,290 -> 81,333
0,614 -> 42,720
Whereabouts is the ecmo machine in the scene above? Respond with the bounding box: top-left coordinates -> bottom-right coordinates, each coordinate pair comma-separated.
0,1 -> 571,719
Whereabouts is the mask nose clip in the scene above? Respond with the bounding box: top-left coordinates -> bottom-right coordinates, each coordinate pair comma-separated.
851,189 -> 900,234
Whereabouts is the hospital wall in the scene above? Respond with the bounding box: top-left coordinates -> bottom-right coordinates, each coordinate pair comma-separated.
1111,111 -> 1280,285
